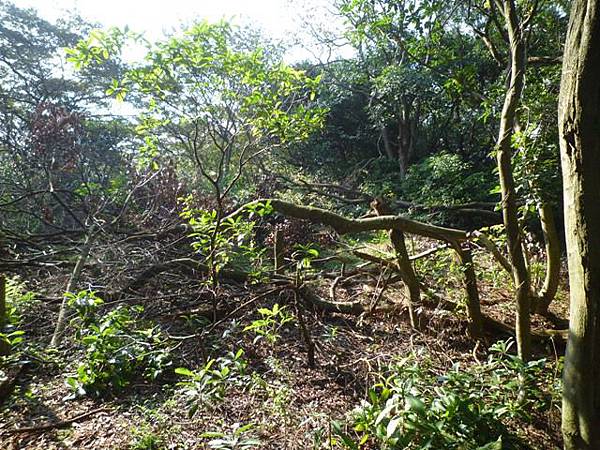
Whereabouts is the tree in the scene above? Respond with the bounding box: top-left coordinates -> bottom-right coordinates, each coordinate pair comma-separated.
490,0 -> 532,361
336,0 -> 498,177
69,21 -> 324,283
0,3 -> 162,348
558,0 -> 600,448
467,0 -> 566,360
0,2 -> 134,238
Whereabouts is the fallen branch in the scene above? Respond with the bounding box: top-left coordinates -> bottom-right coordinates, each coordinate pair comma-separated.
300,285 -> 370,315
470,230 -> 513,276
125,258 -> 248,293
8,407 -> 110,434
352,250 -> 396,268
99,258 -> 250,301
410,244 -> 450,261
277,177 -> 501,222
228,198 -> 469,243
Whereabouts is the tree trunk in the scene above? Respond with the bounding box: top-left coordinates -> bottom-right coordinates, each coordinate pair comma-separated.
559,1 -> 600,448
397,99 -> 416,179
495,0 -> 531,361
381,126 -> 396,161
534,202 -> 561,314
0,274 -> 9,356
452,243 -> 484,338
372,199 -> 420,328
50,230 -> 95,348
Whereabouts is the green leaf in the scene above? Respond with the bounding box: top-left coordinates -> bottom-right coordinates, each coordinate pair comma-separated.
386,416 -> 401,438
476,437 -> 503,450
405,395 -> 426,413
175,367 -> 195,377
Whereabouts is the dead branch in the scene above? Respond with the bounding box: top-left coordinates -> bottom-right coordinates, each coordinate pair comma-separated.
300,284 -> 370,315
7,407 -> 110,434
107,258 -> 249,300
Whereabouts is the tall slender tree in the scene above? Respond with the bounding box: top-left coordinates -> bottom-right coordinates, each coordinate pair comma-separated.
558,0 -> 600,448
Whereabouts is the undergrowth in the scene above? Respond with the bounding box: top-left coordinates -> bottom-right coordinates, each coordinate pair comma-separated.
328,340 -> 562,450
66,291 -> 172,397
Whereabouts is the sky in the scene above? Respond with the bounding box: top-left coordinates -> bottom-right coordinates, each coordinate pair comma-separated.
11,0 -> 349,62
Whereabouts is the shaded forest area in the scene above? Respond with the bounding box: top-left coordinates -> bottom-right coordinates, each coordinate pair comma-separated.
1,0 -> 599,449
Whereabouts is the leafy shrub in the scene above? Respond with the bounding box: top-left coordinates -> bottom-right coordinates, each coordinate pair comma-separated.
359,157 -> 405,200
175,349 -> 248,417
129,426 -> 164,450
332,341 -> 560,449
401,152 -> 494,206
243,304 -> 294,344
202,422 -> 261,449
2,276 -> 38,326
180,197 -> 272,282
0,276 -> 36,353
67,293 -> 172,397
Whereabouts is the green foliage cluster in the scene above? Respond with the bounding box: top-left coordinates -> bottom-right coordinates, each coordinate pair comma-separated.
202,423 -> 261,449
67,20 -> 325,191
331,341 -> 561,449
402,153 -> 495,206
1,276 -> 35,326
0,277 -> 35,354
243,303 -> 294,344
180,198 -> 273,281
359,153 -> 494,210
175,349 -> 248,417
66,292 -> 172,397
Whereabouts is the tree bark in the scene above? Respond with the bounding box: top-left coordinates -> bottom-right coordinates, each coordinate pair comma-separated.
559,1 -> 600,448
534,202 -> 561,313
0,274 -> 9,356
372,199 -> 421,328
495,0 -> 532,361
451,243 -> 484,338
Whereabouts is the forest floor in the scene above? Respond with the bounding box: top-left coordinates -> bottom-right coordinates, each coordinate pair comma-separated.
0,232 -> 567,450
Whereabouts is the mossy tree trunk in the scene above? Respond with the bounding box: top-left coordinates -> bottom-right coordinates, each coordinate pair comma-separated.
534,202 -> 561,313
495,0 -> 532,360
451,243 -> 484,338
372,199 -> 421,328
558,0 -> 600,448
